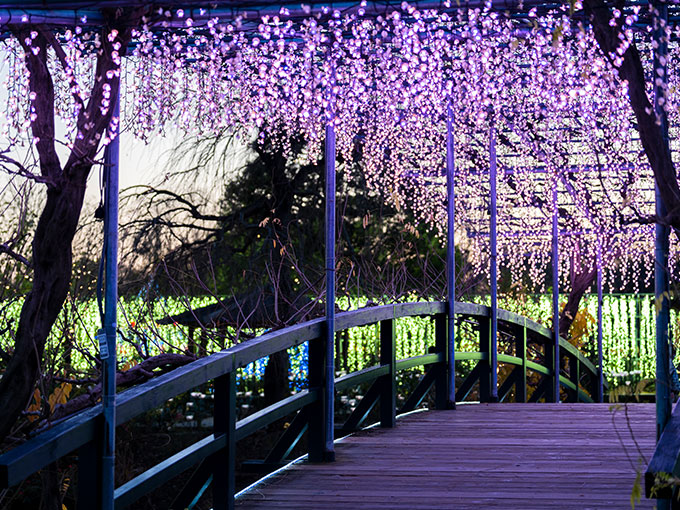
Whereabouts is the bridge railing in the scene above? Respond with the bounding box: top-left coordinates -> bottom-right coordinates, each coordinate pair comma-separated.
0,301 -> 603,509
645,402 -> 680,503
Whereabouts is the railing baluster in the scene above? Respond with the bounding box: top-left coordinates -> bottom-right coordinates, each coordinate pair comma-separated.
379,318 -> 396,428
517,324 -> 527,403
434,313 -> 449,410
591,364 -> 600,403
213,372 -> 236,510
478,315 -> 491,402
570,357 -> 580,403
544,338 -> 556,403
308,336 -> 327,462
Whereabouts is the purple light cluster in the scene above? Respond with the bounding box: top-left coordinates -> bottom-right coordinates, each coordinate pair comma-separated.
1,1 -> 677,291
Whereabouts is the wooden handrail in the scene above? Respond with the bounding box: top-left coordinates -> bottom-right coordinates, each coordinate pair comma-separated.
0,300 -> 605,509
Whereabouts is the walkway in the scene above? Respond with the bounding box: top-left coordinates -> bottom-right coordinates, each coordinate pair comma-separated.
236,403 -> 656,509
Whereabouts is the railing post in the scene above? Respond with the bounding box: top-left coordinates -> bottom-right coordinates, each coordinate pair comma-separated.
379,319 -> 396,427
516,323 -> 527,403
543,336 -> 555,404
570,356 -> 580,403
446,99 -> 457,409
434,313 -> 449,410
478,315 -> 491,402
212,372 -> 236,510
308,336 -> 328,462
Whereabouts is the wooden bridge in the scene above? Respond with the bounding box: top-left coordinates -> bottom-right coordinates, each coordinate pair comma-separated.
0,301 -> 676,509
237,404 -> 656,510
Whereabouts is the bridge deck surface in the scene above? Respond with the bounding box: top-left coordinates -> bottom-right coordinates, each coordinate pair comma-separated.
236,403 -> 656,509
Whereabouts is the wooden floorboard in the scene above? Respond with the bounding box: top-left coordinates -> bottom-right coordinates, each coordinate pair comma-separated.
236,403 -> 657,509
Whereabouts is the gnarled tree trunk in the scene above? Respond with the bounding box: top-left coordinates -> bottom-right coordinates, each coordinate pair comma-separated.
586,0 -> 680,231
0,13 -> 139,442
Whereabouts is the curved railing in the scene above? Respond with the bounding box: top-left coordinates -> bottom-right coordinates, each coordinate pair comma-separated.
0,301 -> 604,509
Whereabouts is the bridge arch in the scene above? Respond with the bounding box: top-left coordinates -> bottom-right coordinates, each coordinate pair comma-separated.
0,301 -> 603,508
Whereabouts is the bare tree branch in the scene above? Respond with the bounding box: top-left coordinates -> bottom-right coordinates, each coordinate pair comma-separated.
0,243 -> 31,268
10,27 -> 60,181
44,353 -> 196,424
37,26 -> 85,112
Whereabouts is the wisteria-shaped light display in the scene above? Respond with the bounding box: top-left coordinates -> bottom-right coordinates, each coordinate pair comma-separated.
2,1 -> 678,293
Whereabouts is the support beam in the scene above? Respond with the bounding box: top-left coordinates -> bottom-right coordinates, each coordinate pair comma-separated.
653,0 -> 672,446
263,407 -> 310,465
456,362 -> 483,403
596,238 -> 604,403
489,118 -> 498,402
400,366 -> 439,414
446,100 -> 456,409
340,380 -> 381,433
551,186 -> 560,403
323,76 -> 336,460
101,92 -> 120,510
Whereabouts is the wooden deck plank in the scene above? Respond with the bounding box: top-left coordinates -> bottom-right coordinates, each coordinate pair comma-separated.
236,403 -> 656,510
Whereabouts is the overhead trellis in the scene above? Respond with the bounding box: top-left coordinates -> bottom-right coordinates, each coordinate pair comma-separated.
1,3 -> 679,507
1,0 -> 679,293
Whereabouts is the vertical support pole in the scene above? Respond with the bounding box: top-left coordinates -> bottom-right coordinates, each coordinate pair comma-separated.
379,319 -> 396,427
101,89 -> 120,510
596,239 -> 604,403
434,313 -> 449,410
551,186 -> 560,403
489,118 -> 499,402
446,100 -> 456,409
653,0 -> 672,443
212,372 -> 236,510
323,68 -> 336,461
653,4 -> 671,505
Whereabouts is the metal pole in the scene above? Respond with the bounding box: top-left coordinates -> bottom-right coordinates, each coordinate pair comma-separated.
489,118 -> 498,402
323,72 -> 336,460
596,238 -> 604,403
552,186 -> 560,403
653,0 -> 671,442
446,100 -> 456,409
101,89 -> 120,510
655,200 -> 670,435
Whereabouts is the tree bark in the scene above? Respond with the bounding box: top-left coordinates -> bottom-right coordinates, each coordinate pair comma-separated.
559,267 -> 597,340
585,0 -> 680,230
0,13 -> 139,443
47,353 -> 195,423
0,183 -> 85,440
263,350 -> 290,406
